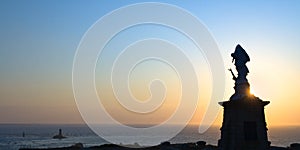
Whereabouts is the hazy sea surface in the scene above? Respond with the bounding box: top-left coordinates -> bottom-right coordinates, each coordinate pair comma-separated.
0,124 -> 299,150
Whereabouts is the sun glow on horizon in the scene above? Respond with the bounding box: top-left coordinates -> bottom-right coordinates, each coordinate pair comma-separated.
0,1 -> 299,127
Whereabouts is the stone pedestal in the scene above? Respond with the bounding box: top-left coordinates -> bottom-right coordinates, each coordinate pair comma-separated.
218,96 -> 270,150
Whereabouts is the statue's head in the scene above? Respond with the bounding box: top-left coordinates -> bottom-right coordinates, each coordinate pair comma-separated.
231,44 -> 250,64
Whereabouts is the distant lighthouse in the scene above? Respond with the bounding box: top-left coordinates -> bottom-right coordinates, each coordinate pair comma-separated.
53,128 -> 66,139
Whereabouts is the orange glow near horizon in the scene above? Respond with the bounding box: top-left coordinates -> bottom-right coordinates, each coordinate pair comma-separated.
1,1 -> 300,128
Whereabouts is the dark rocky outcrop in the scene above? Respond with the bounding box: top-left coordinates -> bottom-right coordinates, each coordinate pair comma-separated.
19,141 -> 300,150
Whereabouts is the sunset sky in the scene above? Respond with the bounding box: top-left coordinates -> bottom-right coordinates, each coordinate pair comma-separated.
0,0 -> 300,127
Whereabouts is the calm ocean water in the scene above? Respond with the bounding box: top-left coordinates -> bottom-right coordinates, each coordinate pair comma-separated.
0,124 -> 299,150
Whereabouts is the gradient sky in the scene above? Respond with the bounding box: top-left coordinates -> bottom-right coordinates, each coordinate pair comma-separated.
0,0 -> 300,126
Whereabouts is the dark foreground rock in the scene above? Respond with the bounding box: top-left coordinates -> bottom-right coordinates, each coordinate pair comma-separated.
19,142 -> 300,150
19,141 -> 217,150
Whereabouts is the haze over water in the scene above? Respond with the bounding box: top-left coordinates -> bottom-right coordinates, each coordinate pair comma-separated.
0,124 -> 299,150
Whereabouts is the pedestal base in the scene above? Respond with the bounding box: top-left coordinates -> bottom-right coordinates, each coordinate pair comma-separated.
218,96 -> 270,150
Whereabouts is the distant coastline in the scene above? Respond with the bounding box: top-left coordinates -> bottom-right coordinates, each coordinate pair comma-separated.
0,124 -> 299,150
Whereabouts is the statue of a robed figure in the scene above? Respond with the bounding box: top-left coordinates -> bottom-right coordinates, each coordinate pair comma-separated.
218,45 -> 270,150
228,44 -> 251,100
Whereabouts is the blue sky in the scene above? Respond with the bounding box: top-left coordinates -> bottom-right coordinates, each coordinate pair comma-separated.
0,0 -> 300,125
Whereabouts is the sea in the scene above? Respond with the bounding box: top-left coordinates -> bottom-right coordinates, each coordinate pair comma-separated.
0,124 -> 299,150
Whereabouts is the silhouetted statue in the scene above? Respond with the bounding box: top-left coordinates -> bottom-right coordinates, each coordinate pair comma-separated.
218,45 -> 270,150
229,44 -> 251,100
231,44 -> 250,82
